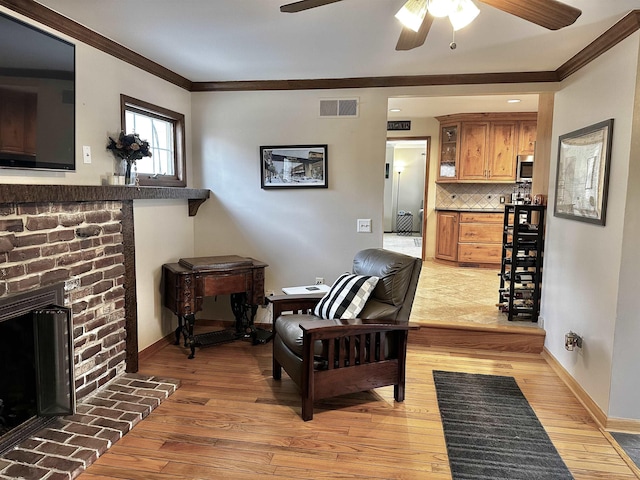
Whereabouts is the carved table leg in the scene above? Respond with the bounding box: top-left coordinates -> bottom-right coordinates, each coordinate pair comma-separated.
174,315 -> 184,345
230,293 -> 252,335
185,314 -> 196,359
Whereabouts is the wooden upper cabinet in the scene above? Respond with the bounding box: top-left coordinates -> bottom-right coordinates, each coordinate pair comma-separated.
487,122 -> 517,181
458,122 -> 489,181
518,121 -> 537,155
0,88 -> 37,157
436,112 -> 537,183
437,123 -> 460,181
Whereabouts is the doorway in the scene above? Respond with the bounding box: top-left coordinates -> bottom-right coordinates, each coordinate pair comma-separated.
383,138 -> 429,259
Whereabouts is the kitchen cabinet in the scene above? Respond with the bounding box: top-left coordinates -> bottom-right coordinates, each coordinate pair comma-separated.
437,123 -> 460,181
435,211 -> 459,261
436,211 -> 503,266
457,212 -> 503,265
487,122 -> 517,181
458,122 -> 489,181
436,113 -> 537,183
518,121 -> 537,155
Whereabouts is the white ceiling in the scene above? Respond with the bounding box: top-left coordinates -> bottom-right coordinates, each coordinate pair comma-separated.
31,0 -> 640,116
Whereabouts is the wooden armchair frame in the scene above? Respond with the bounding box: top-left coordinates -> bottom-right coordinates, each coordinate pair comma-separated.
269,294 -> 410,421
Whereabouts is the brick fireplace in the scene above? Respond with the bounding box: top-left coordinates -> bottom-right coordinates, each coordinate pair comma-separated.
0,184 -> 209,477
0,200 -> 128,401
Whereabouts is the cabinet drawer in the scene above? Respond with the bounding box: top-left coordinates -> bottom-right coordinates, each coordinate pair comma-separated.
458,244 -> 502,264
459,212 -> 503,223
459,223 -> 502,243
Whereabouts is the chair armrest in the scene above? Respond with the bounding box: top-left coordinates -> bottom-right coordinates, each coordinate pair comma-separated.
300,319 -> 410,339
267,293 -> 325,319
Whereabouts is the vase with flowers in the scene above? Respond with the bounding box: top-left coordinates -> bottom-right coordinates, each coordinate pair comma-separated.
106,131 -> 152,185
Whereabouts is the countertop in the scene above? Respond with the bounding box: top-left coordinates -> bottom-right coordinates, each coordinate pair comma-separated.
434,207 -> 505,213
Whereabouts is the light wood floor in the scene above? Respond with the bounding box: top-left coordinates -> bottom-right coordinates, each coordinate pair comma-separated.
78,338 -> 636,479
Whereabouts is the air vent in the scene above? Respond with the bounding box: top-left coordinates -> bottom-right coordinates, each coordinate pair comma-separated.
319,98 -> 359,118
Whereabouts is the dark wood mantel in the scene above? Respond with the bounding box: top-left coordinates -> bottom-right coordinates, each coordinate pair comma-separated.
0,184 -> 210,216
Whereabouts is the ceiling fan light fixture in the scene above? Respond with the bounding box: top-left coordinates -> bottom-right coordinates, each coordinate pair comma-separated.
449,0 -> 479,31
395,0 -> 428,32
427,0 -> 454,18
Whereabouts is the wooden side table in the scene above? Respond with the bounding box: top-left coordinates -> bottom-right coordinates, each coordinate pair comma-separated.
162,255 -> 269,358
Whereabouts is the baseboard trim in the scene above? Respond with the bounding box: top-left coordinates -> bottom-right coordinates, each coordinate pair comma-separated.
138,320 -> 274,363
541,347 -> 640,433
139,333 -> 175,363
606,417 -> 640,433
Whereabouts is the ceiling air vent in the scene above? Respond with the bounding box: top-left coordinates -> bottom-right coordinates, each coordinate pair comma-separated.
319,98 -> 359,118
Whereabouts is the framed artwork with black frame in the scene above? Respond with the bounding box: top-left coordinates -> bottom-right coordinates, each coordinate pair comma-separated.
261,145 -> 328,189
554,119 -> 614,226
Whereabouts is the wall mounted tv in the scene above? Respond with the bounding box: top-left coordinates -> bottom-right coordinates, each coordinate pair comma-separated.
0,12 -> 75,171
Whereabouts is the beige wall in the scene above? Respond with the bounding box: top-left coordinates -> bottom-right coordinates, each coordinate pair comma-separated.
543,32 -> 640,418
190,89 -> 387,296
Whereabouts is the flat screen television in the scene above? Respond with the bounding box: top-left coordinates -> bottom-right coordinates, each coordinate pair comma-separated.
0,12 -> 75,171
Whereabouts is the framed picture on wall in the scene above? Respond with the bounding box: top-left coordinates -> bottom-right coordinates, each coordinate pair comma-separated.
554,119 -> 614,226
260,145 -> 328,189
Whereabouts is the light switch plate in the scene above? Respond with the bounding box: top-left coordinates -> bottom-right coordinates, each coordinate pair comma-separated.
82,145 -> 92,164
357,218 -> 371,233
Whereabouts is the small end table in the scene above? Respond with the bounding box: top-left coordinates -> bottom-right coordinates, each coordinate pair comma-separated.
162,255 -> 270,359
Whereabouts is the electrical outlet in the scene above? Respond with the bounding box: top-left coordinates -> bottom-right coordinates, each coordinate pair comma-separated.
357,218 -> 371,233
315,277 -> 324,285
82,145 -> 92,164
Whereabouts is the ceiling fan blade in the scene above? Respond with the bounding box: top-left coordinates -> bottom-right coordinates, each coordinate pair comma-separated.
479,0 -> 581,30
396,14 -> 434,51
280,0 -> 344,13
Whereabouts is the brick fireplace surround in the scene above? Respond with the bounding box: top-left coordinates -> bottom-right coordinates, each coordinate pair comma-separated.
0,184 -> 209,479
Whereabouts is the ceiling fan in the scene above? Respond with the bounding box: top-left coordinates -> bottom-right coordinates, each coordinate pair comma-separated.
279,0 -> 582,51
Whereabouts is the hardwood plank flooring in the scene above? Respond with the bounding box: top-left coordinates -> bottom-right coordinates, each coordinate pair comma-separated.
77,338 -> 635,479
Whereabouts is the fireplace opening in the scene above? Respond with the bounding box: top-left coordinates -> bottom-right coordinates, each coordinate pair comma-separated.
0,284 -> 75,455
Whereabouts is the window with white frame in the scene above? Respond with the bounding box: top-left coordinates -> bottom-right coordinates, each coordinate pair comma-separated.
120,95 -> 186,187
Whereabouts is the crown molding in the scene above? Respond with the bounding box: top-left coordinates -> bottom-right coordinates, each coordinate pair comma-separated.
191,71 -> 560,92
2,2 -> 639,92
557,10 -> 640,80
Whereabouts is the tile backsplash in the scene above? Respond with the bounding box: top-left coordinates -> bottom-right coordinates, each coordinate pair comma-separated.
436,183 -> 526,210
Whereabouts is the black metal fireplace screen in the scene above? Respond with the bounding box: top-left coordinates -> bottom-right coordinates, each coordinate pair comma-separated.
0,284 -> 75,455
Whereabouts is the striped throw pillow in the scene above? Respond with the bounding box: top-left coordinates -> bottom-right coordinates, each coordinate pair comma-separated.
313,273 -> 379,320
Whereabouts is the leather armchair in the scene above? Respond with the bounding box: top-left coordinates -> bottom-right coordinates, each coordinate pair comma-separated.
268,248 -> 422,420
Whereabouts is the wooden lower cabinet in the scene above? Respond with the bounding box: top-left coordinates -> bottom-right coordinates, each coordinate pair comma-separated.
435,211 -> 459,261
436,211 -> 502,267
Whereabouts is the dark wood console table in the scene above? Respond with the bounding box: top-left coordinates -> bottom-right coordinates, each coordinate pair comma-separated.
162,255 -> 269,358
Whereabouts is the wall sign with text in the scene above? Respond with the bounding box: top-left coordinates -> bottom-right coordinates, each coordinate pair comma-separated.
387,121 -> 411,131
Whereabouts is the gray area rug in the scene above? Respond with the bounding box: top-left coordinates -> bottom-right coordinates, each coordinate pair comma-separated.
433,370 -> 573,479
611,432 -> 640,468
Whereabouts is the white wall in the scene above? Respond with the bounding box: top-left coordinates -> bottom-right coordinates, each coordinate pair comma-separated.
0,7 -> 195,351
609,40 -> 640,420
542,32 -> 640,417
390,144 -> 426,232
